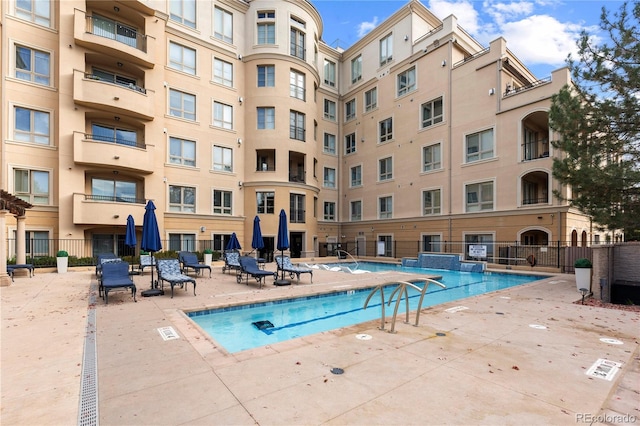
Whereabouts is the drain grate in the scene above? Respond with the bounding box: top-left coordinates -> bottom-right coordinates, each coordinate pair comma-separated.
330,367 -> 344,375
78,283 -> 99,426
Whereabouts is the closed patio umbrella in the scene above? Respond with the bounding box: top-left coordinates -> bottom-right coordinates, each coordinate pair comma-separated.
226,232 -> 241,252
140,200 -> 162,295
125,214 -> 137,274
275,209 -> 290,286
251,216 -> 264,251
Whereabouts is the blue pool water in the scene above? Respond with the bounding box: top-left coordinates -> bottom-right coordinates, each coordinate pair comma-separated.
188,267 -> 547,353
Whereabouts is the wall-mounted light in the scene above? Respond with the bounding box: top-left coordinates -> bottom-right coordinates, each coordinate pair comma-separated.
488,88 -> 496,96
237,138 -> 242,145
113,6 -> 120,12
113,96 -> 119,100
200,226 -> 206,233
114,116 -> 120,121
361,137 -> 365,143
238,96 -> 243,104
163,128 -> 167,134
237,54 -> 243,60
113,214 -> 120,218
116,62 -> 123,67
238,181 -> 243,187
404,35 -> 409,41
441,60 -> 446,67
113,155 -> 120,159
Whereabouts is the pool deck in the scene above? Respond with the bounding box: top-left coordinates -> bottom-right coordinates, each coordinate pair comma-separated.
1,263 -> 638,425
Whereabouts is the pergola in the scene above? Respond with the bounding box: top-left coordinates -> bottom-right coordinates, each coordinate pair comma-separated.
1,190 -> 34,286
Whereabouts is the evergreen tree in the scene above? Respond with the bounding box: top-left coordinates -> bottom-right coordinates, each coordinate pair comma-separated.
550,1 -> 640,238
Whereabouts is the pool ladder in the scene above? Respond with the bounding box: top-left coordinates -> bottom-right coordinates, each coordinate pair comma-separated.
363,278 -> 446,333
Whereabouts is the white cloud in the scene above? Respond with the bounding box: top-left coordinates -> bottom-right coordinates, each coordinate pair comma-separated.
356,16 -> 378,37
483,1 -> 534,25
428,0 -> 481,34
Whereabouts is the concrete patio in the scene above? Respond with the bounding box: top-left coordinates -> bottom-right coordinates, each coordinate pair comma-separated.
1,263 -> 638,425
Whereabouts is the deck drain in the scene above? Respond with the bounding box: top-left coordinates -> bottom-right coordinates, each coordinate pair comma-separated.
436,332 -> 446,337
158,326 -> 180,341
600,338 -> 623,345
330,367 -> 344,375
355,334 -> 372,340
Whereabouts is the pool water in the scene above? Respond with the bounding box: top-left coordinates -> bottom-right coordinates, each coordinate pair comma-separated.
187,269 -> 547,353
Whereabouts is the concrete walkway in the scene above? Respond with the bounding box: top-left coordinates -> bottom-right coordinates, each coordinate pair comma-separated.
1,264 -> 638,425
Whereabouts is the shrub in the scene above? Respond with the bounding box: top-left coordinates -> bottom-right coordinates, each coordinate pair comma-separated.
203,249 -> 213,254
56,250 -> 69,257
574,258 -> 592,268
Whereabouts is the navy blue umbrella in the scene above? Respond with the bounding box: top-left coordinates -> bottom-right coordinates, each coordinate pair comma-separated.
276,209 -> 290,285
251,216 -> 264,251
125,214 -> 137,273
141,200 -> 162,289
226,232 -> 241,251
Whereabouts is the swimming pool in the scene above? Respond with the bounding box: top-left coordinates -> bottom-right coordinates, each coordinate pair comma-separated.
187,269 -> 547,353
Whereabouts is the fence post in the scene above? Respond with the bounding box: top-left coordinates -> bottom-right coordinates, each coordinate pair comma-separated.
557,240 -> 561,269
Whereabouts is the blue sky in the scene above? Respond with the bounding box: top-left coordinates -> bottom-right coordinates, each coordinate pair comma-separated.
312,0 -> 617,78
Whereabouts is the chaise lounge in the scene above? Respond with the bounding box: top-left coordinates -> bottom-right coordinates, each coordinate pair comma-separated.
238,256 -> 276,288
222,250 -> 241,274
100,261 -> 137,304
137,254 -> 156,274
178,251 -> 212,277
156,259 -> 196,298
276,255 -> 313,283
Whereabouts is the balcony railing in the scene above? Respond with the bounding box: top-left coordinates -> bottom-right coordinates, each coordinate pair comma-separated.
83,194 -> 146,204
85,73 -> 146,94
522,197 -> 549,205
289,172 -> 305,183
87,15 -> 147,53
522,139 -> 549,161
85,133 -> 146,150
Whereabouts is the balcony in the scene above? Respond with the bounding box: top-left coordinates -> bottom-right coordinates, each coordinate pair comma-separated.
74,9 -> 155,68
522,139 -> 550,161
73,70 -> 155,120
73,193 -> 146,225
73,132 -> 154,174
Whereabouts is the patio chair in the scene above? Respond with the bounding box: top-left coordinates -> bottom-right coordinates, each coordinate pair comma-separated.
100,261 -> 136,304
178,251 -> 212,277
95,253 -> 118,276
222,250 -> 241,274
156,259 -> 196,298
238,256 -> 276,288
137,254 -> 156,274
276,255 -> 313,283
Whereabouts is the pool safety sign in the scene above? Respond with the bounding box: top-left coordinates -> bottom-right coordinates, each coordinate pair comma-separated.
585,358 -> 621,381
469,245 -> 487,258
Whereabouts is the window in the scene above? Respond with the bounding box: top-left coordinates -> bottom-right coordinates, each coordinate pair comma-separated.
213,145 -> 232,172
257,107 -> 275,129
91,178 -> 136,203
350,165 -> 362,187
323,168 -> 336,188
213,101 -> 233,129
323,133 -> 336,154
169,89 -> 196,120
379,157 -> 393,181
324,60 -> 336,87
15,45 -> 50,85
466,129 -> 494,162
378,235 -> 393,257
345,99 -> 356,121
256,191 -> 275,214
14,107 -> 49,144
169,233 -> 196,252
397,67 -> 416,96
379,117 -> 393,143
323,99 -> 336,120
323,202 -> 336,221
24,230 -> 50,256
169,185 -> 195,212
15,0 -> 51,26
170,0 -> 196,28
213,58 -> 233,87
290,70 -> 305,100
90,123 -> 137,147
213,190 -> 232,215
365,88 -> 377,112
379,196 -> 393,219
169,41 -> 196,75
422,97 -> 443,128
290,194 -> 305,223
351,55 -> 362,83
14,169 -> 49,204
257,11 -> 275,44
423,189 -> 441,215
90,68 -> 139,91
214,7 -> 233,43
466,181 -> 494,212
345,133 -> 356,154
257,65 -> 275,87
423,143 -> 441,171
289,111 -> 305,141
422,234 -> 442,252
350,200 -> 362,221
168,137 -> 195,166
380,33 -> 393,65
290,28 -> 305,60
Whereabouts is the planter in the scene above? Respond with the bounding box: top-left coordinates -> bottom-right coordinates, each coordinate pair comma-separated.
575,267 -> 591,292
57,257 -> 69,273
204,253 -> 213,265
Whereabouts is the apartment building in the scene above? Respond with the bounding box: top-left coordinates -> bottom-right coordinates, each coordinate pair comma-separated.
1,0 -> 604,263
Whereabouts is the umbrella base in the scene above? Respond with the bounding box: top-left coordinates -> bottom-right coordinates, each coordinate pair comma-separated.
274,279 -> 291,286
141,289 -> 164,297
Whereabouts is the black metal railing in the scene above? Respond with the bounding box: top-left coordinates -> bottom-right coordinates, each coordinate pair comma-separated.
83,194 -> 146,204
87,15 -> 147,53
85,133 -> 147,150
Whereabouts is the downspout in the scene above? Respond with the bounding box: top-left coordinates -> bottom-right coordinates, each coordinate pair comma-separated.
447,38 -> 453,244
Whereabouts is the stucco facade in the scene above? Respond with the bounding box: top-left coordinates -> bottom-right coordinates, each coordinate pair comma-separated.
1,0 -> 608,261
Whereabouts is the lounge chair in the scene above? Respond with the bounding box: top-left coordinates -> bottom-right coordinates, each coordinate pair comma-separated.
95,253 -> 118,276
156,259 -> 196,298
276,255 -> 313,283
137,254 -> 156,274
178,251 -> 212,277
238,256 -> 276,288
222,250 -> 241,274
100,261 -> 136,304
